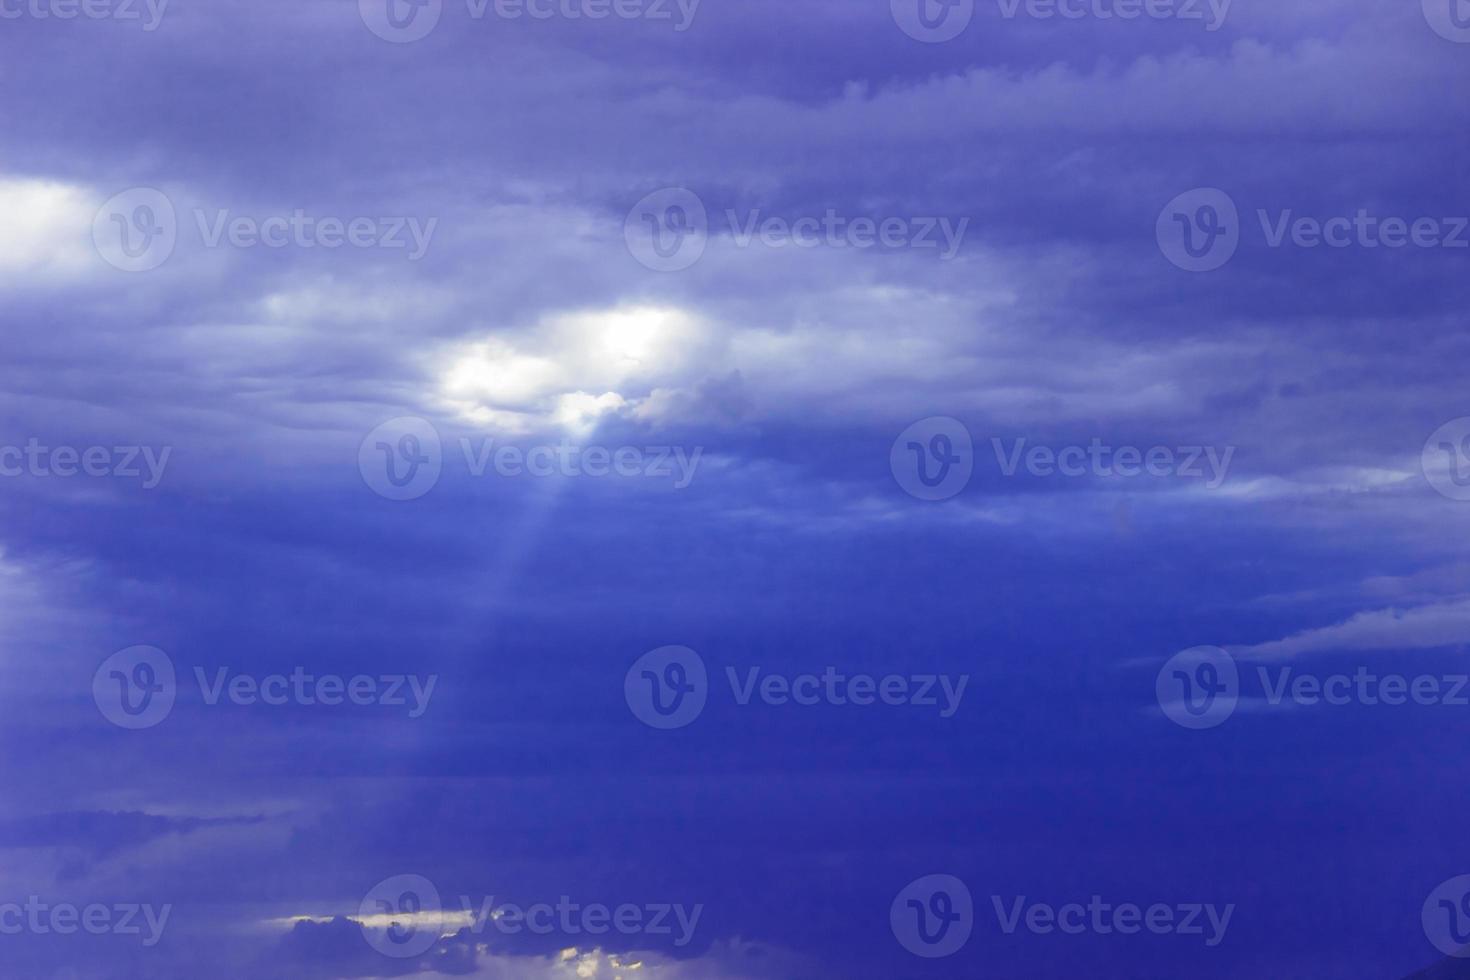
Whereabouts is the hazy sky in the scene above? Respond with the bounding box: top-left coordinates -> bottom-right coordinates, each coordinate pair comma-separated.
3,0 -> 1470,977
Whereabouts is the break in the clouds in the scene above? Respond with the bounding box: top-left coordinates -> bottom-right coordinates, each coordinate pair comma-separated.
2,0 -> 1470,977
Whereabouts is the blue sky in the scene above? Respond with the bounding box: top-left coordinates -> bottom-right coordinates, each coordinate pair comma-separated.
2,0 -> 1470,977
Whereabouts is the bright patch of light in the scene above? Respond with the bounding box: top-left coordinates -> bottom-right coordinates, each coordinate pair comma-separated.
0,177 -> 94,280
436,305 -> 703,431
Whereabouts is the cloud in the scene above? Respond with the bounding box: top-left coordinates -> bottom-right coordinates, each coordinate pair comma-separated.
1234,596 -> 1470,659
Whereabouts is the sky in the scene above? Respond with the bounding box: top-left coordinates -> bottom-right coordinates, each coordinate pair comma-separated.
2,0 -> 1470,977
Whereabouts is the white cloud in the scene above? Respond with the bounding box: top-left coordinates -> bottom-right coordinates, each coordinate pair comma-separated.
0,177 -> 96,282
1234,596 -> 1470,659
